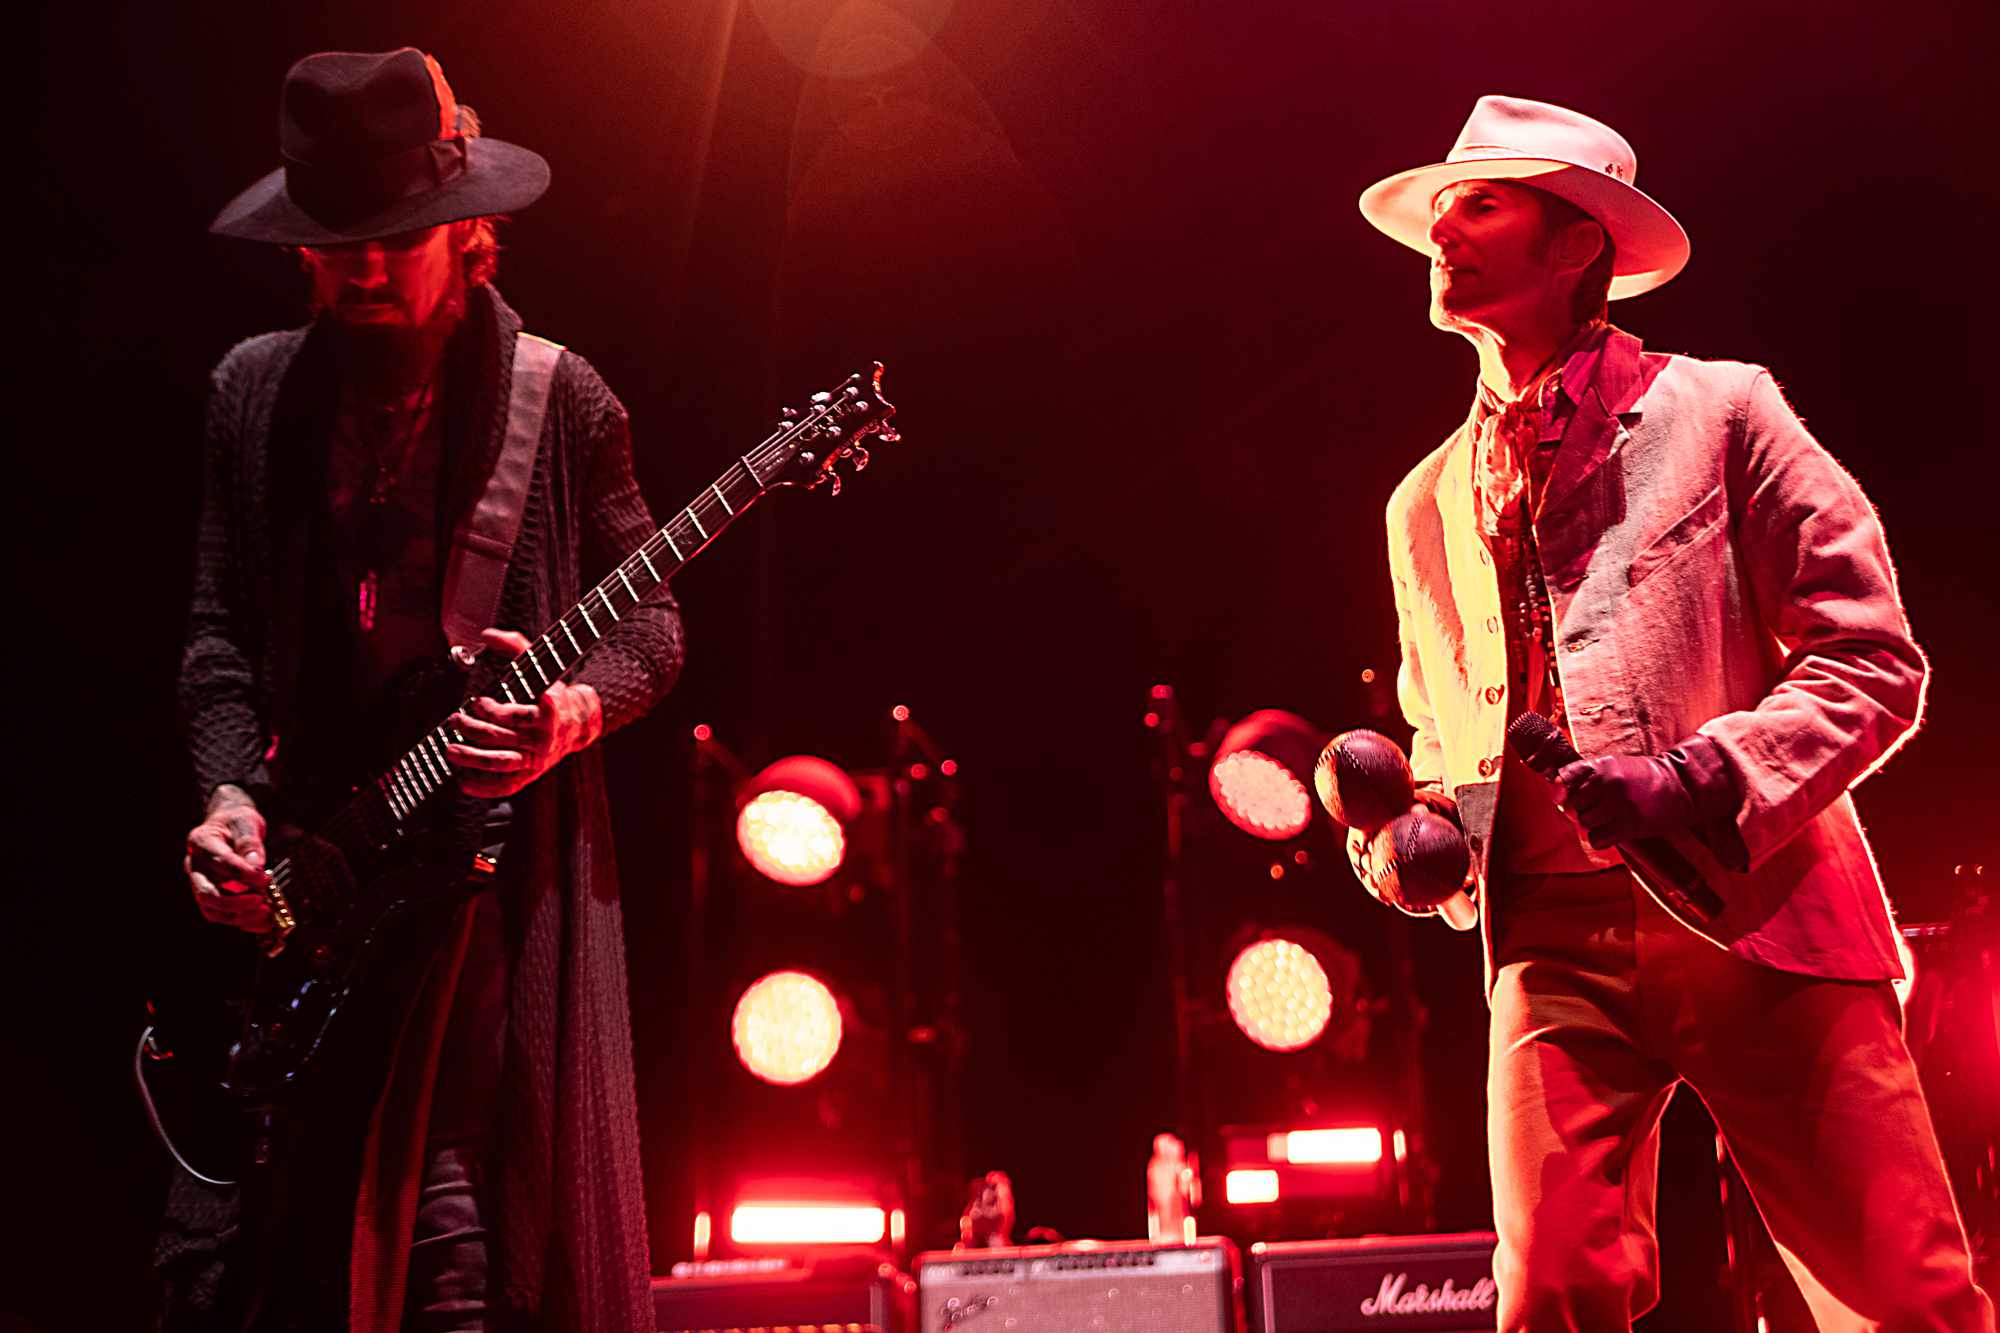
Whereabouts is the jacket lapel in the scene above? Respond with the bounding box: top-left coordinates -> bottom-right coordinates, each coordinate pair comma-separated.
1539,328 -> 1646,520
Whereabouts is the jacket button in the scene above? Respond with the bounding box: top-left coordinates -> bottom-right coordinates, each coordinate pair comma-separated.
1477,756 -> 1498,777
1484,685 -> 1503,705
1484,616 -> 1500,634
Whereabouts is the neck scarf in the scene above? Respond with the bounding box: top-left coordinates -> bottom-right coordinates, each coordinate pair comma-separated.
1471,319 -> 1605,537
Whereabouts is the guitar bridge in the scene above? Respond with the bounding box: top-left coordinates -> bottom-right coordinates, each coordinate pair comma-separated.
262,879 -> 298,958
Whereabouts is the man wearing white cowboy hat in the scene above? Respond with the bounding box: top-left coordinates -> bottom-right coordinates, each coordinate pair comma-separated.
157,48 -> 683,1333
1352,95 -> 1992,1329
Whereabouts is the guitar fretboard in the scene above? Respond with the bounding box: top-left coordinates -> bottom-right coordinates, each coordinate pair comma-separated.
352,386 -> 864,844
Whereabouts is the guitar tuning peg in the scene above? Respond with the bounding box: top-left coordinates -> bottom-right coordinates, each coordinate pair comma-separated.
780,406 -> 800,419
823,424 -> 842,437
853,399 -> 871,412
810,391 -> 833,405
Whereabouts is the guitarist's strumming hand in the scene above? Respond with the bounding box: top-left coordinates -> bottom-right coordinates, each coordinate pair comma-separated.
446,627 -> 605,798
184,782 -> 273,934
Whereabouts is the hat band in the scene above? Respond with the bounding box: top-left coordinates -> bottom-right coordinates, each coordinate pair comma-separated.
283,136 -> 470,232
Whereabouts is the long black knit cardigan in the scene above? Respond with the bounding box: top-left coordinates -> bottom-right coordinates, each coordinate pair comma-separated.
176,284 -> 682,1331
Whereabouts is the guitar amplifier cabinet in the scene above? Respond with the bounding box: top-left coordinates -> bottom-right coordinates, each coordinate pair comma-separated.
914,1237 -> 1238,1333
1246,1232 -> 1498,1333
651,1253 -> 914,1332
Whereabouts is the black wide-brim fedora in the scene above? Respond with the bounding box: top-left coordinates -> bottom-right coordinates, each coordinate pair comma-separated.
211,48 -> 549,247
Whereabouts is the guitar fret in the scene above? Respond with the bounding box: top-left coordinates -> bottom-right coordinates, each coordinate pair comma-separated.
639,549 -> 658,581
524,652 -> 550,688
663,530 -> 684,561
686,507 -> 708,541
712,481 -> 734,515
618,567 -> 637,600
388,767 -> 415,814
562,621 -> 582,655
740,454 -> 761,486
511,659 -> 534,697
405,754 -> 434,795
598,587 -> 620,622
413,745 -> 444,786
538,634 -> 563,673
424,733 -> 451,776
580,604 -> 598,639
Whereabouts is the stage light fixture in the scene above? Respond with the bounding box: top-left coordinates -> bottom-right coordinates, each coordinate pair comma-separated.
730,1202 -> 888,1246
736,755 -> 863,886
1225,936 -> 1335,1052
1225,1168 -> 1281,1204
1270,1127 -> 1384,1166
732,970 -> 844,1085
1209,710 -> 1328,840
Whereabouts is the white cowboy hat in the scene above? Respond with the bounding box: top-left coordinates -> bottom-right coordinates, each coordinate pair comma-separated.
1358,95 -> 1690,299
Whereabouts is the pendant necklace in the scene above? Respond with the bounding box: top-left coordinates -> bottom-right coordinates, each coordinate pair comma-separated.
355,379 -> 436,633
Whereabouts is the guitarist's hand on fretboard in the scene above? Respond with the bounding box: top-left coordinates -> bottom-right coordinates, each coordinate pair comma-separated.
444,627 -> 605,798
184,784 -> 275,935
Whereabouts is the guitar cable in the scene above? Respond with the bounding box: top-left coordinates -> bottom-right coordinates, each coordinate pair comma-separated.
133,1025 -> 237,1187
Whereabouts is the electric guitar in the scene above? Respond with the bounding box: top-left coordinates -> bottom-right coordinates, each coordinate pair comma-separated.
140,365 -> 898,1178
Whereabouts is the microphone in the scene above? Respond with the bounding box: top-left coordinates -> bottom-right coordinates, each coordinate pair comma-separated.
1504,713 -> 1725,926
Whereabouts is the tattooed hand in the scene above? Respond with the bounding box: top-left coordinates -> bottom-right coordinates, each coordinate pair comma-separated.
445,627 -> 605,798
184,783 -> 273,934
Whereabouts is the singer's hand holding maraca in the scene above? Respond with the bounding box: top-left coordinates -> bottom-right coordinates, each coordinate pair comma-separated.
1317,729 -> 1477,930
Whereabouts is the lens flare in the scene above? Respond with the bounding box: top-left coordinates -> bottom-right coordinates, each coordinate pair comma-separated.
737,790 -> 847,886
732,970 -> 843,1084
1226,938 -> 1334,1051
1210,749 -> 1312,840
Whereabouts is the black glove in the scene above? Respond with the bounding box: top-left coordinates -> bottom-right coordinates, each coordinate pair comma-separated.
1555,736 -> 1740,854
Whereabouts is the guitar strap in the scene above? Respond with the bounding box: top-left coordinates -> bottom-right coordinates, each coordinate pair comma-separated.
440,332 -> 564,657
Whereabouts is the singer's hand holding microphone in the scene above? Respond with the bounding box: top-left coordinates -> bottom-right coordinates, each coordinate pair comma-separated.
1315,729 -> 1478,931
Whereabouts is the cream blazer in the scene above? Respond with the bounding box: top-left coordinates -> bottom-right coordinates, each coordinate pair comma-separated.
1386,329 -> 1925,982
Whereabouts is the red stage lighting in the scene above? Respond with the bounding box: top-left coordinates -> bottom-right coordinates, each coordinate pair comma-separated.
1270,1127 -> 1384,1166
730,1201 -> 888,1246
732,970 -> 844,1085
736,755 -> 863,886
1226,937 -> 1334,1052
1209,710 -> 1328,840
1226,1168 -> 1281,1205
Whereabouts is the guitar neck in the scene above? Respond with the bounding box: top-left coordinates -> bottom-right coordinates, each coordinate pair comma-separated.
365,455 -> 777,827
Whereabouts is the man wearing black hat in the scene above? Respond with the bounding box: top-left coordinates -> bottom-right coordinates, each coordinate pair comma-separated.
159,49 -> 682,1332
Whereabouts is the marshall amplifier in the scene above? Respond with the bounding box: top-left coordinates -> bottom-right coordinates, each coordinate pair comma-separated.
651,1252 -> 915,1332
915,1237 -> 1239,1333
1246,1232 -> 1498,1333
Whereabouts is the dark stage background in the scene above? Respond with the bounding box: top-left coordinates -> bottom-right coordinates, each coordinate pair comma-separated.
15,0 -> 1997,1327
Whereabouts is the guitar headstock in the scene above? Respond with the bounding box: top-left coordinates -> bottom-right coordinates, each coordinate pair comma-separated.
758,363 -> 900,497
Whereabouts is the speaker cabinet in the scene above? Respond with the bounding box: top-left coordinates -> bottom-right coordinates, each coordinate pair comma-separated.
915,1237 -> 1239,1333
1246,1232 -> 1498,1332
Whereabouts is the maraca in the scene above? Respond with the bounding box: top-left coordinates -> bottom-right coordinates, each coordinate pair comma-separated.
1315,729 -> 1476,927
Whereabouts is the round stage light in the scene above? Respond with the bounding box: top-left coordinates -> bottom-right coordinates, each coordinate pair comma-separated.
738,790 -> 846,886
1209,710 -> 1328,841
732,970 -> 844,1085
736,755 -> 863,887
1210,750 -> 1312,840
1226,937 -> 1334,1052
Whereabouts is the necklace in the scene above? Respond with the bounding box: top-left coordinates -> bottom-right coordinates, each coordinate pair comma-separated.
352,378 -> 438,632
